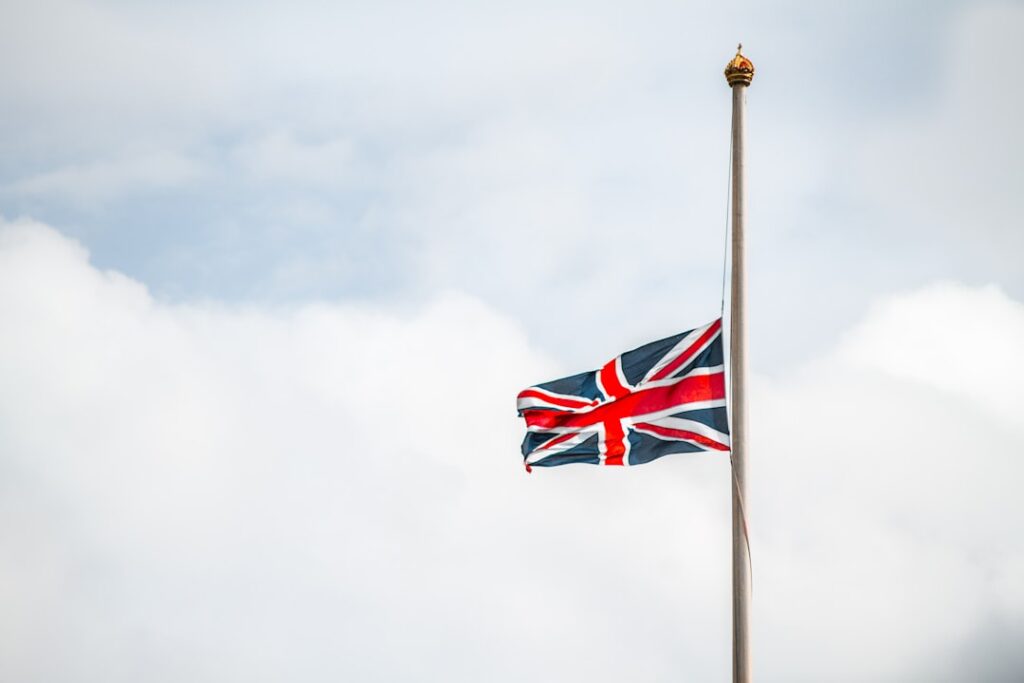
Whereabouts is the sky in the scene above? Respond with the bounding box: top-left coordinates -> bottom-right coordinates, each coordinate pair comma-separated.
1,1 -> 1022,681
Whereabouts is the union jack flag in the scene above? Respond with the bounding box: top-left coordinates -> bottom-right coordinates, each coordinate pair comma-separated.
517,318 -> 730,470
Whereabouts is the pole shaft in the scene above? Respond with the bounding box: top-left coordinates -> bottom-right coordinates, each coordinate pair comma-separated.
729,81 -> 751,683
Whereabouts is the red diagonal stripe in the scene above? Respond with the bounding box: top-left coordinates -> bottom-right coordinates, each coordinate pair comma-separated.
633,422 -> 730,451
649,318 -> 722,381
534,430 -> 579,454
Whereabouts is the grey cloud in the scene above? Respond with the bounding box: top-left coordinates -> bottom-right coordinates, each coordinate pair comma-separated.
929,615 -> 1024,682
7,1 -> 1014,368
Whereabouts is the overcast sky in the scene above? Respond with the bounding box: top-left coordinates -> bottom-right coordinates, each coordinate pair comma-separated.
1,1 -> 1023,681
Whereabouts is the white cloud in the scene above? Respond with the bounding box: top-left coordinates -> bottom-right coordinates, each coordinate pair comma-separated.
0,219 -> 731,681
755,284 -> 1024,681
839,281 -> 1024,428
1,219 -> 1022,681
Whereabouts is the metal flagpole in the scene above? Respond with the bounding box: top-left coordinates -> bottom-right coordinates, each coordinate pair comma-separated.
724,44 -> 754,683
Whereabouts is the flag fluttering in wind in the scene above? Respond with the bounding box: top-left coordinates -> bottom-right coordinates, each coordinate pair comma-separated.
517,318 -> 730,470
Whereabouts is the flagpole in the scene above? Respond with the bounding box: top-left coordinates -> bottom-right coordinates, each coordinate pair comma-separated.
725,44 -> 754,683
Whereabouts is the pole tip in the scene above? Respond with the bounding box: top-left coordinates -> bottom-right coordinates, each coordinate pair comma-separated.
724,44 -> 755,87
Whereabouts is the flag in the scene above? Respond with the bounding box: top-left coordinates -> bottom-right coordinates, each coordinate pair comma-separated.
517,318 -> 730,470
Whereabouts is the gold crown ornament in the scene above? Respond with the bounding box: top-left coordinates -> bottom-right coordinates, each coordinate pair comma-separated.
724,44 -> 755,86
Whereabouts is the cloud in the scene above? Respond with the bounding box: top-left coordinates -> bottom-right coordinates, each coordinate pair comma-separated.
3,151 -> 203,205
0,219 -> 731,682
755,283 -> 1024,682
853,3 -> 1024,283
4,0 -> 1019,371
1,219 -> 1022,681
839,281 -> 1024,428
232,132 -> 355,189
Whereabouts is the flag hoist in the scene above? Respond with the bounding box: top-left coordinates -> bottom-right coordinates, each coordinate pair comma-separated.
724,44 -> 754,683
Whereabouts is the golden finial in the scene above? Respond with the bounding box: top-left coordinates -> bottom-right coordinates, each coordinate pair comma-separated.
724,44 -> 755,86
